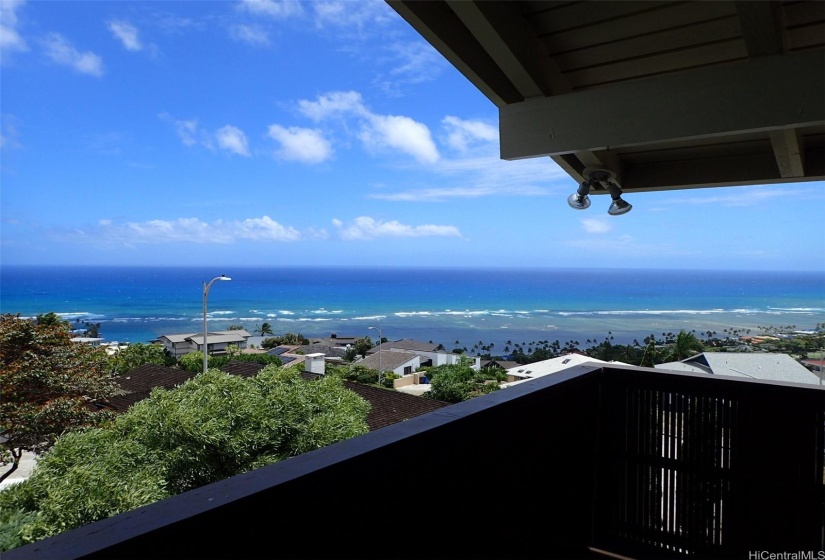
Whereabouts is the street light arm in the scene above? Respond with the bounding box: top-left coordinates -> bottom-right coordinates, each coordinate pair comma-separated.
203,275 -> 231,374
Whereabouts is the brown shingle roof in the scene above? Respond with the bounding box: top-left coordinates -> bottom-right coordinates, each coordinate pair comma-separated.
106,363 -> 451,432
106,364 -> 197,412
301,372 -> 450,431
220,361 -> 266,378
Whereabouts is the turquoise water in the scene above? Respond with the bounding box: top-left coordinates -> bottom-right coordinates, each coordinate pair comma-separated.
1,266 -> 823,348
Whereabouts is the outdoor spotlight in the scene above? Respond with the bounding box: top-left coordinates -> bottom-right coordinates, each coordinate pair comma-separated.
567,168 -> 633,216
607,197 -> 632,216
567,181 -> 591,210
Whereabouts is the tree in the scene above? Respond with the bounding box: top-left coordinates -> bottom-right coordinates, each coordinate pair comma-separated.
0,366 -> 370,546
352,336 -> 373,358
665,330 -> 704,362
34,313 -> 67,328
0,314 -> 118,484
109,343 -> 173,375
178,350 -> 206,372
255,322 -> 274,336
261,333 -> 309,349
425,360 -> 500,403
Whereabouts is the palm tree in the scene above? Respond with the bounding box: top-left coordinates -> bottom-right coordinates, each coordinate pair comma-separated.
256,322 -> 274,336
666,330 -> 704,362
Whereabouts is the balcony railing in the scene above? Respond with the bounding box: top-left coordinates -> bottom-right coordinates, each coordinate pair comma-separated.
7,364 -> 824,559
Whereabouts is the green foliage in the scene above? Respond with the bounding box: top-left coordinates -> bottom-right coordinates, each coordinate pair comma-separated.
178,350 -> 205,372
664,330 -> 705,362
261,333 -> 309,349
34,313 -> 68,329
329,364 -> 378,385
381,372 -> 399,388
425,363 -> 500,403
0,314 -> 118,484
0,503 -> 35,552
226,324 -> 245,331
352,336 -> 373,358
0,367 -> 369,547
109,343 -> 173,375
255,322 -> 274,336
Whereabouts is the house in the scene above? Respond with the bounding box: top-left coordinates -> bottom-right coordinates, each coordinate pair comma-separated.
656,352 -> 821,385
801,358 -> 825,379
501,353 -> 612,387
480,358 -> 522,370
359,349 -> 420,377
155,329 -> 252,359
369,338 -> 480,369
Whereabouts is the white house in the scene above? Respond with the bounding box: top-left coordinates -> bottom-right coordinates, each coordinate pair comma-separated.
359,350 -> 421,377
156,329 -> 252,359
501,354 -> 613,388
369,338 -> 480,370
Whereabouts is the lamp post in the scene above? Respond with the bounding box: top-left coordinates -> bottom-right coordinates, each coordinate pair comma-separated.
368,326 -> 382,385
203,275 -> 231,374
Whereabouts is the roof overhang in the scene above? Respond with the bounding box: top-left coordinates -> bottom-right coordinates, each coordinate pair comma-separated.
387,0 -> 825,194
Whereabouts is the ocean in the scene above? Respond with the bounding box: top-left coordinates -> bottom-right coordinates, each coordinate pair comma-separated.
1,266 -> 823,350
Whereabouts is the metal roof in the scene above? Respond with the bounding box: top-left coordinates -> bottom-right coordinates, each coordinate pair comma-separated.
388,0 -> 825,195
657,351 -> 821,384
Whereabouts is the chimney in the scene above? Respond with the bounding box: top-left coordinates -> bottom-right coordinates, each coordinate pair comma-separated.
305,353 -> 326,375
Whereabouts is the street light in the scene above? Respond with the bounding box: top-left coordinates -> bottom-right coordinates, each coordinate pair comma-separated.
203,274 -> 231,374
368,326 -> 382,385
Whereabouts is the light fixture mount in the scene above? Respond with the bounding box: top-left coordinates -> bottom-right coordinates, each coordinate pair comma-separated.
582,167 -> 617,186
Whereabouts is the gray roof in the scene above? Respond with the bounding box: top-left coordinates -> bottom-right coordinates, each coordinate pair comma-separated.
369,339 -> 439,354
159,329 -> 252,344
656,352 -> 820,385
297,343 -> 348,358
358,350 -> 420,373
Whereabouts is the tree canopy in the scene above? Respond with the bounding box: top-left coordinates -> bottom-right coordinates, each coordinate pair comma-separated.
0,314 -> 118,484
108,343 -> 174,375
425,360 -> 502,403
0,366 -> 370,547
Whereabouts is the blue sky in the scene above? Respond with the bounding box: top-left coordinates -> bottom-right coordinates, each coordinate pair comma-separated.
1,0 -> 823,272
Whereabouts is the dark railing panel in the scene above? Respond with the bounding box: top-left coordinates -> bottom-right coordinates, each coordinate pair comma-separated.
5,365 -> 604,560
5,364 -> 822,560
593,367 -> 825,559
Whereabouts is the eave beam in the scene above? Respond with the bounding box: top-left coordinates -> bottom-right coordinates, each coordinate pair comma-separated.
499,50 -> 825,160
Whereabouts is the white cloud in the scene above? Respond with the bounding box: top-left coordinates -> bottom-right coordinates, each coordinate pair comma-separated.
375,41 -> 444,95
229,23 -> 269,45
298,90 -> 438,164
361,114 -> 439,164
0,0 -> 28,56
42,33 -> 103,77
95,216 -> 302,245
311,0 -> 393,31
667,187 -> 795,207
239,0 -> 303,19
332,216 -> 462,240
370,149 -> 567,202
442,116 -> 497,152
160,114 -> 253,155
169,117 -> 201,146
298,90 -> 367,121
216,125 -> 250,156
581,218 -> 612,234
108,20 -> 142,51
0,115 -> 21,150
267,124 -> 331,163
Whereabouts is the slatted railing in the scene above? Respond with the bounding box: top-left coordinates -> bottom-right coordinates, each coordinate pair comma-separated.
6,364 -> 823,560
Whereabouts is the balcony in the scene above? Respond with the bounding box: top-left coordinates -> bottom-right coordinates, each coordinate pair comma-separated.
7,363 -> 824,559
